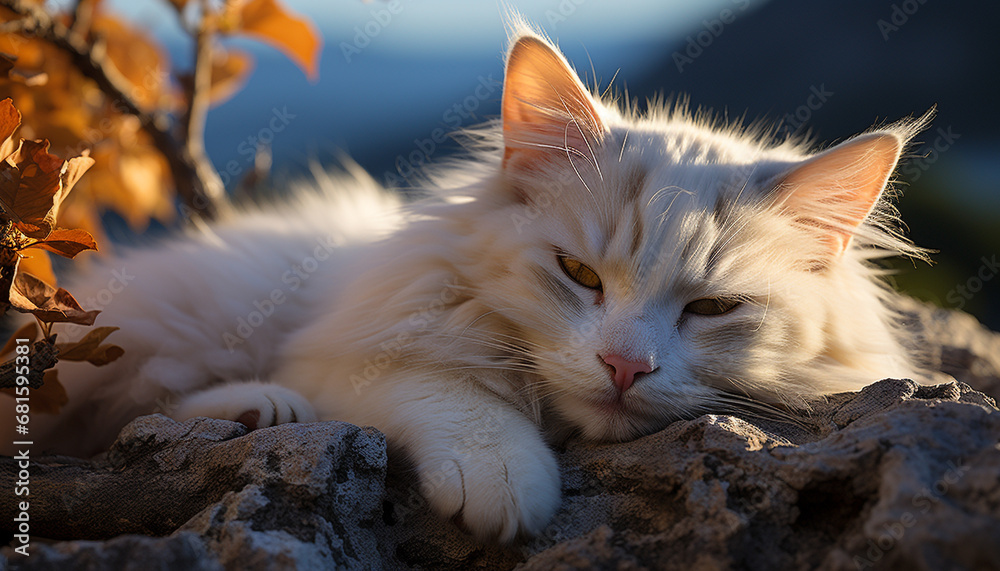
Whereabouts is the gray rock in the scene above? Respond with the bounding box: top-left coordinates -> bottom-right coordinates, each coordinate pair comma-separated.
2,300 -> 999,570
2,417 -> 388,570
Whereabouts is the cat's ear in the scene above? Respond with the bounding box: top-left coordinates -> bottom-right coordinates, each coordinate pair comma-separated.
771,132 -> 904,258
501,34 -> 606,171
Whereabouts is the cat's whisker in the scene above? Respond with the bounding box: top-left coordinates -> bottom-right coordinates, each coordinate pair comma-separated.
600,68 -> 620,102
694,389 -> 814,431
753,279 -> 771,332
618,129 -> 629,163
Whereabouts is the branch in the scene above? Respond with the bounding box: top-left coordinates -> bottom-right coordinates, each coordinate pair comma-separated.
0,337 -> 58,390
0,0 -> 230,221
180,1 -> 227,215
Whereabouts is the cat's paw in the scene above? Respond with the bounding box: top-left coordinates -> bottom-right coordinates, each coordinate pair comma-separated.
416,431 -> 562,543
173,381 -> 317,429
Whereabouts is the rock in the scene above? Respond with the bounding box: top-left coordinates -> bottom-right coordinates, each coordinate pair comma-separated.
3,300 -> 999,570
1,417 -> 388,570
895,296 -> 1000,403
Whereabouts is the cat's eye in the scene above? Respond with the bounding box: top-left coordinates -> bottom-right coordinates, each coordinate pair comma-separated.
557,255 -> 602,291
684,297 -> 742,316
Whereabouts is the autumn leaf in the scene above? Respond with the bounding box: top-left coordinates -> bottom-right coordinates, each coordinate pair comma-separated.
32,369 -> 68,414
235,0 -> 321,81
0,53 -> 13,78
56,325 -> 120,361
0,97 -> 21,162
29,227 -> 98,259
91,15 -> 175,111
0,54 -> 47,87
0,320 -> 38,357
0,138 -> 95,239
0,139 -> 94,239
17,248 -> 56,286
208,48 -> 254,105
8,271 -> 100,325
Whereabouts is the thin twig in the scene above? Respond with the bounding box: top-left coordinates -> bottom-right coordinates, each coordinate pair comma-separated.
181,0 -> 226,212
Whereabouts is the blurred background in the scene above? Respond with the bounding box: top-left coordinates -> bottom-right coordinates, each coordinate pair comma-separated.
115,0 -> 999,329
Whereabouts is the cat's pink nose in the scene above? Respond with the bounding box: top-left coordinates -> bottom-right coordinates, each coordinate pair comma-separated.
601,354 -> 654,392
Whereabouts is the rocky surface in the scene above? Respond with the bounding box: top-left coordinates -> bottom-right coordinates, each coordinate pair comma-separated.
2,301 -> 999,570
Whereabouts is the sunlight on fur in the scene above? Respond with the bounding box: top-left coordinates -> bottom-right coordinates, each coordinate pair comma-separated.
0,19 -> 936,543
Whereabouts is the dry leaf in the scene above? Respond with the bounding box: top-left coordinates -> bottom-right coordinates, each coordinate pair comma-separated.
0,138 -> 95,239
91,16 -> 174,111
208,48 -> 254,105
0,55 -> 47,87
0,53 -> 13,78
236,0 -> 321,81
83,343 -> 124,366
0,320 -> 38,357
29,227 -> 98,259
17,248 -> 56,286
56,325 -> 118,360
9,271 -> 100,325
0,97 -> 20,159
32,369 -> 68,414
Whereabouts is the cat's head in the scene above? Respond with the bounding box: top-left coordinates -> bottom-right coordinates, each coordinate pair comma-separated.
460,27 -> 930,441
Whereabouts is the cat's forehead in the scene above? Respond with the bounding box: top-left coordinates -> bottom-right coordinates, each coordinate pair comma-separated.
547,122 -> 792,294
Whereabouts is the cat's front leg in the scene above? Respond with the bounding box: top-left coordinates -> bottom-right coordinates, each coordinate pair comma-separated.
173,381 -> 317,429
380,379 -> 562,542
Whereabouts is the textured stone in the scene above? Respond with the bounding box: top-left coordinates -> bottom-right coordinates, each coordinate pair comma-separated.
2,417 -> 388,570
2,300 -> 999,570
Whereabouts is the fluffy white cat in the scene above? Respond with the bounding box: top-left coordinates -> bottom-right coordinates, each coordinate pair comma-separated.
2,23 -> 932,542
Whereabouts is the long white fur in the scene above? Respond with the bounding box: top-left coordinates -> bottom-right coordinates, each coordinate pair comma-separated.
0,22 -> 932,542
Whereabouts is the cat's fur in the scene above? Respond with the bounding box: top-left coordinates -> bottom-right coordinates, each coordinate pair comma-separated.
1,23 -> 933,541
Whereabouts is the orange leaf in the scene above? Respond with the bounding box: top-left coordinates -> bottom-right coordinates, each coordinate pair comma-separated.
17,248 -> 56,286
209,48 -> 254,105
8,272 -> 100,325
0,139 -> 95,239
236,0 -> 321,81
0,54 -> 46,86
56,326 -> 118,361
0,54 -> 13,78
0,320 -> 38,358
0,98 -> 20,160
29,228 -> 98,259
85,343 -> 124,366
91,16 -> 174,111
33,369 -> 68,414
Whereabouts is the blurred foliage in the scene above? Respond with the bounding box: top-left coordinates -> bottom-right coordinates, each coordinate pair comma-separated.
0,0 -> 321,412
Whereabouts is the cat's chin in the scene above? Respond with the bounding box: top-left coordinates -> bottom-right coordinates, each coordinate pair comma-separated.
559,393 -> 670,443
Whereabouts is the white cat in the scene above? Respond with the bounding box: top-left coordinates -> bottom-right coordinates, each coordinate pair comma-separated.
2,23 -> 932,542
